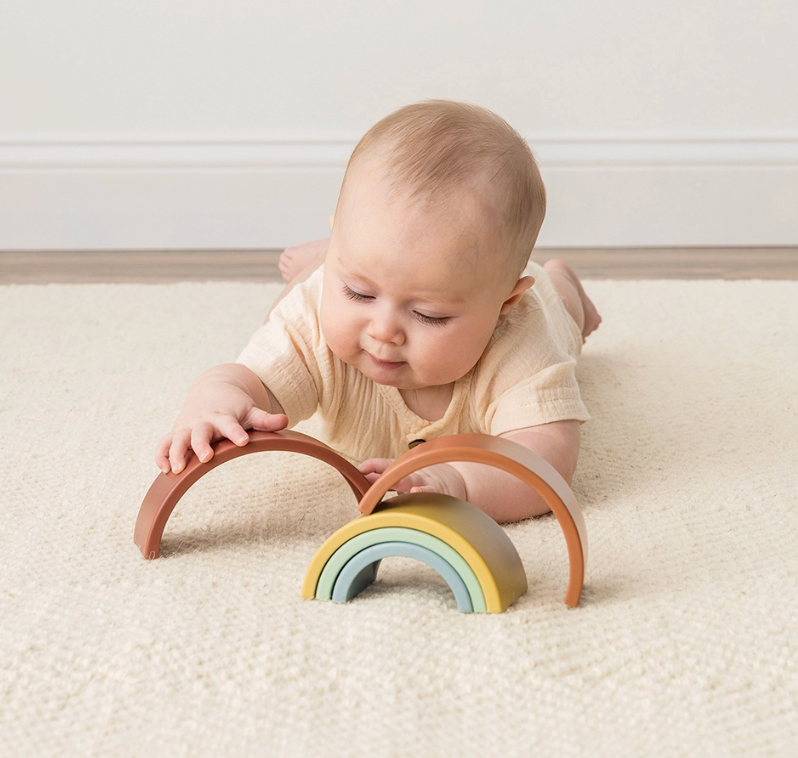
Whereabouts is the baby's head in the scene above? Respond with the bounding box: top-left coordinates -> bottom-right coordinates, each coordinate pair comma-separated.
338,100 -> 546,282
321,100 -> 547,391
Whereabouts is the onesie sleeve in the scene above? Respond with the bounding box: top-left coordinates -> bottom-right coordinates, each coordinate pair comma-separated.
235,269 -> 329,426
486,359 -> 590,435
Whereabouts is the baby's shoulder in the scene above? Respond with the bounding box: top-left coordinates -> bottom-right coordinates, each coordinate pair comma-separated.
275,266 -> 325,314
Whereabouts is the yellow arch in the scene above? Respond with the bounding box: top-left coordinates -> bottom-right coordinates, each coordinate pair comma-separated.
302,493 -> 527,613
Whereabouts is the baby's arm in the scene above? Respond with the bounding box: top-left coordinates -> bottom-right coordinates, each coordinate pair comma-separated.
155,363 -> 288,475
359,420 -> 580,523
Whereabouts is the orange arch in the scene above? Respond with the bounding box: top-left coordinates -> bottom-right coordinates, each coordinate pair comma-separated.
134,430 -> 370,559
357,434 -> 588,607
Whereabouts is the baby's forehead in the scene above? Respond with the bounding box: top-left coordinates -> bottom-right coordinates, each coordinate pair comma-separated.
376,170 -> 504,234
339,158 -> 515,277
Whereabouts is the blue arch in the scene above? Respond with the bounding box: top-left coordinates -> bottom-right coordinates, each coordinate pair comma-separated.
332,542 -> 474,612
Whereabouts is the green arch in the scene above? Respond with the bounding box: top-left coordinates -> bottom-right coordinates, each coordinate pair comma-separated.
316,527 -> 487,612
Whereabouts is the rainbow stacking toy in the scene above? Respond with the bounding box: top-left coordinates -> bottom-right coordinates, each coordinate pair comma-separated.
135,431 -> 588,612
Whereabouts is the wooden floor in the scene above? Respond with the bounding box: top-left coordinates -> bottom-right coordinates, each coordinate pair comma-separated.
1,247 -> 797,283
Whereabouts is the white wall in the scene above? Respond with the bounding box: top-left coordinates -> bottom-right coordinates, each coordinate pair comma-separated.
1,0 -> 796,250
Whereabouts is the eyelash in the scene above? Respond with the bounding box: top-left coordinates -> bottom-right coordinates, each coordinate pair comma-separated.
343,285 -> 372,303
414,312 -> 451,328
342,285 -> 451,327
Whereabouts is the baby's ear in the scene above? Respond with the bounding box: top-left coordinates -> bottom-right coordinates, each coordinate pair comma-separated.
498,276 -> 535,322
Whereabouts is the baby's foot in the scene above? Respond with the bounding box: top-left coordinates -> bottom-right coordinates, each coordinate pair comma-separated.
278,238 -> 330,281
543,258 -> 602,342
577,276 -> 602,341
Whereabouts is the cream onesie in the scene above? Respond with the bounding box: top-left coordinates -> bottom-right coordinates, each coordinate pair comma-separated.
237,260 -> 590,462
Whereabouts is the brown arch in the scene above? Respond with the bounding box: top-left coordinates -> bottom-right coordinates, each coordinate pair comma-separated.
134,430 -> 370,559
357,434 -> 588,607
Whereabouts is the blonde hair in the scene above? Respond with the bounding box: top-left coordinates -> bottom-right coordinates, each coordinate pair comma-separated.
338,100 -> 546,279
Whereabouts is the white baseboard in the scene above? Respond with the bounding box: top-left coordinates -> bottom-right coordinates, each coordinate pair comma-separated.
1,134 -> 796,250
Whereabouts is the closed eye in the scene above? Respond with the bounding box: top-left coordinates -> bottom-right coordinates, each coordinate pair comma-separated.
414,311 -> 451,327
342,284 -> 373,302
343,283 -> 450,326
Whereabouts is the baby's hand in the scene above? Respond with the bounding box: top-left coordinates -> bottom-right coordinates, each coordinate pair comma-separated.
358,459 -> 468,501
155,364 -> 288,475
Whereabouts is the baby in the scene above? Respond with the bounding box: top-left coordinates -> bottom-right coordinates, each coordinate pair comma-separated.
156,100 -> 601,523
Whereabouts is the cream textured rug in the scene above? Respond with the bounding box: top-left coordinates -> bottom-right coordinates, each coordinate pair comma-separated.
1,277 -> 797,757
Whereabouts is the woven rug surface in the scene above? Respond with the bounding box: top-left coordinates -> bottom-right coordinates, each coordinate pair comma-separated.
1,278 -> 796,757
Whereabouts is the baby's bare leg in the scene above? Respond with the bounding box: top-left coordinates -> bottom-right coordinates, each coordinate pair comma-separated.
543,259 -> 602,342
267,238 -> 329,319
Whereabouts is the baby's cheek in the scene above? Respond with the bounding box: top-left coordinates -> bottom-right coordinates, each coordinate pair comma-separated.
414,339 -> 463,383
321,317 -> 358,363
320,299 -> 345,354
431,331 -> 486,380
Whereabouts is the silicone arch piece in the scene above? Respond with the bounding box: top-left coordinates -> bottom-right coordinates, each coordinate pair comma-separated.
134,430 -> 370,559
356,434 -> 588,608
303,493 -> 528,613
333,542 -> 474,611
314,526 -> 486,612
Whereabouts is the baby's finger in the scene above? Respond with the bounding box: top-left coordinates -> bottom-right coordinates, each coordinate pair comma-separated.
248,409 -> 289,432
358,458 -> 393,476
190,423 -> 217,464
155,434 -> 173,473
410,485 -> 436,494
214,416 -> 250,447
168,428 -> 193,474
388,474 -> 424,493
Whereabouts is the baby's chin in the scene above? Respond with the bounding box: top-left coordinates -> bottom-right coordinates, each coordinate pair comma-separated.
360,361 -> 459,391
336,353 -> 417,389
333,346 -> 461,389
356,363 -> 417,389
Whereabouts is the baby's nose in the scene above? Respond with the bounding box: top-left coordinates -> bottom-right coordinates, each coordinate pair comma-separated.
367,313 -> 405,345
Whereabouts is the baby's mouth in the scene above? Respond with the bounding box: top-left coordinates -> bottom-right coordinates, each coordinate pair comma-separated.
366,352 -> 406,370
